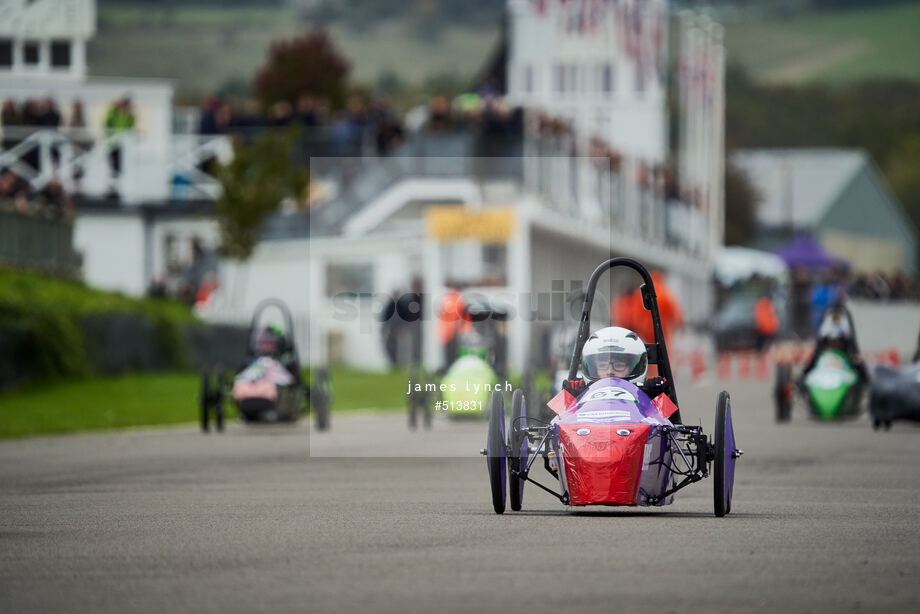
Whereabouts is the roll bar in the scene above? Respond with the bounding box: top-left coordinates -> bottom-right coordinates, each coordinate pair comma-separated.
567,258 -> 678,406
245,298 -> 299,364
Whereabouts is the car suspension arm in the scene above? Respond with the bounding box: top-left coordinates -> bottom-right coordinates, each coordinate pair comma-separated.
511,468 -> 568,504
646,473 -> 703,505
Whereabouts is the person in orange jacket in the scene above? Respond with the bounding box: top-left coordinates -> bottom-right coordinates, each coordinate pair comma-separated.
610,270 -> 683,348
754,293 -> 780,354
437,287 -> 471,370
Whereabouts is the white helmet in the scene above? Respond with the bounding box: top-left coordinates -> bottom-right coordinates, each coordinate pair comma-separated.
581,326 -> 648,384
818,309 -> 851,340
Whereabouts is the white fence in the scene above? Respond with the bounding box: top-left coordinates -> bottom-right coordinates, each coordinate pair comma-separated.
0,126 -> 231,203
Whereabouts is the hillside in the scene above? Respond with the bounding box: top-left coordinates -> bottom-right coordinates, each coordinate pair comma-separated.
88,1 -> 500,101
723,1 -> 920,84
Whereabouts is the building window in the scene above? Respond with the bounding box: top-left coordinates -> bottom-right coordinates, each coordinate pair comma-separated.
51,40 -> 70,68
482,244 -> 507,283
600,63 -> 614,96
554,64 -> 565,94
523,65 -> 533,94
0,40 -> 12,68
23,40 -> 40,65
326,263 -> 374,297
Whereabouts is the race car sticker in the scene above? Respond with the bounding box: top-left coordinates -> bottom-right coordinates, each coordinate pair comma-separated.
576,386 -> 639,406
575,416 -> 635,423
575,409 -> 632,419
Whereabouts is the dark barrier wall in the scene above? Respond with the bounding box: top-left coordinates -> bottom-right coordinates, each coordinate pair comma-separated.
185,323 -> 250,371
0,208 -> 81,275
0,315 -> 249,388
83,312 -> 173,373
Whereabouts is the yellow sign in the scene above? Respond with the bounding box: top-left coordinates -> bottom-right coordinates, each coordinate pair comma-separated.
425,205 -> 516,243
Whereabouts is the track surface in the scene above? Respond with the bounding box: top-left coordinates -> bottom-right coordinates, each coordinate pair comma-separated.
2,377 -> 919,613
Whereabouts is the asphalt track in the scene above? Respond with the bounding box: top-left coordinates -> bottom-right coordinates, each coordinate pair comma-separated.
2,376 -> 919,613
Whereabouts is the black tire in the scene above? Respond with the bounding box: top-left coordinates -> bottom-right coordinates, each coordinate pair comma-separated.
714,391 -> 734,517
422,374 -> 433,429
407,388 -> 418,430
487,390 -> 506,514
509,389 -> 527,512
200,370 -> 211,433
774,365 -> 792,423
313,368 -> 331,431
215,370 -> 226,433
872,419 -> 882,431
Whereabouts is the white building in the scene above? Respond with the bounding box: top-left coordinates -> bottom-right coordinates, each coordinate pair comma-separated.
0,0 -> 230,205
506,0 -> 670,163
1,1 -> 727,375
220,2 -> 726,373
1,0 -> 230,295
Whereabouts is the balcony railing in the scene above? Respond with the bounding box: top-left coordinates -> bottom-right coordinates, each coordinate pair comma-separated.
0,126 -> 234,204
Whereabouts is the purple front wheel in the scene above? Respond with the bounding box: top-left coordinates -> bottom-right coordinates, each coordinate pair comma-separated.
509,389 -> 529,511
714,390 -> 740,517
486,390 -> 507,514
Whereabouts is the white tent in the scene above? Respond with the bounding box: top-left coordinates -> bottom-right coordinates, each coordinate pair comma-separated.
716,246 -> 788,286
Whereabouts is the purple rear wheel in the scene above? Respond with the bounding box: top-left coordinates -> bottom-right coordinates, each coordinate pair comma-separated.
714,391 -> 739,517
509,389 -> 529,511
486,390 -> 507,514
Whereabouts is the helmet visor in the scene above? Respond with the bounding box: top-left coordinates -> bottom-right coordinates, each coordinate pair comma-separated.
582,347 -> 645,381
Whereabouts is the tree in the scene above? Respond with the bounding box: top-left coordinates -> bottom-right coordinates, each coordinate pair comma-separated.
253,29 -> 351,109
214,129 -> 309,261
885,134 -> 920,237
724,156 -> 761,246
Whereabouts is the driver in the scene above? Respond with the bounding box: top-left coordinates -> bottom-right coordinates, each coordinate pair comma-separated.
799,304 -> 868,386
254,324 -> 302,386
563,326 -> 669,399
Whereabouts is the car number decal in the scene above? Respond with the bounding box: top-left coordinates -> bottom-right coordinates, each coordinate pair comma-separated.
576,386 -> 638,406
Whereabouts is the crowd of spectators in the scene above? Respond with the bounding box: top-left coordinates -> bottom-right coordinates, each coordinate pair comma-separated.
195,84 -> 528,160
0,169 -> 72,219
0,94 -> 138,212
197,93 -> 406,156
1,97 -> 92,166
1,97 -> 81,218
849,271 -> 920,302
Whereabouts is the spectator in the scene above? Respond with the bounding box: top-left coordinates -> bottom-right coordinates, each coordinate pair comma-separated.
0,168 -> 28,199
397,278 -> 424,365
37,177 -> 72,218
2,99 -> 23,152
0,169 -> 30,214
369,97 -> 404,156
198,95 -> 220,135
194,271 -> 219,309
610,270 -> 683,349
296,94 -> 319,127
21,99 -> 42,172
379,291 -> 400,368
426,96 -> 453,132
103,95 -> 136,186
810,274 -> 838,333
437,286 -> 470,371
269,100 -> 294,127
40,96 -> 62,169
754,292 -> 780,354
214,101 -> 233,134
868,271 -> 890,301
68,99 -> 92,191
147,273 -> 168,299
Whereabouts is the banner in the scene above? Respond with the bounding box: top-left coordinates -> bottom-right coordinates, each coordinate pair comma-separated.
424,206 -> 517,243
